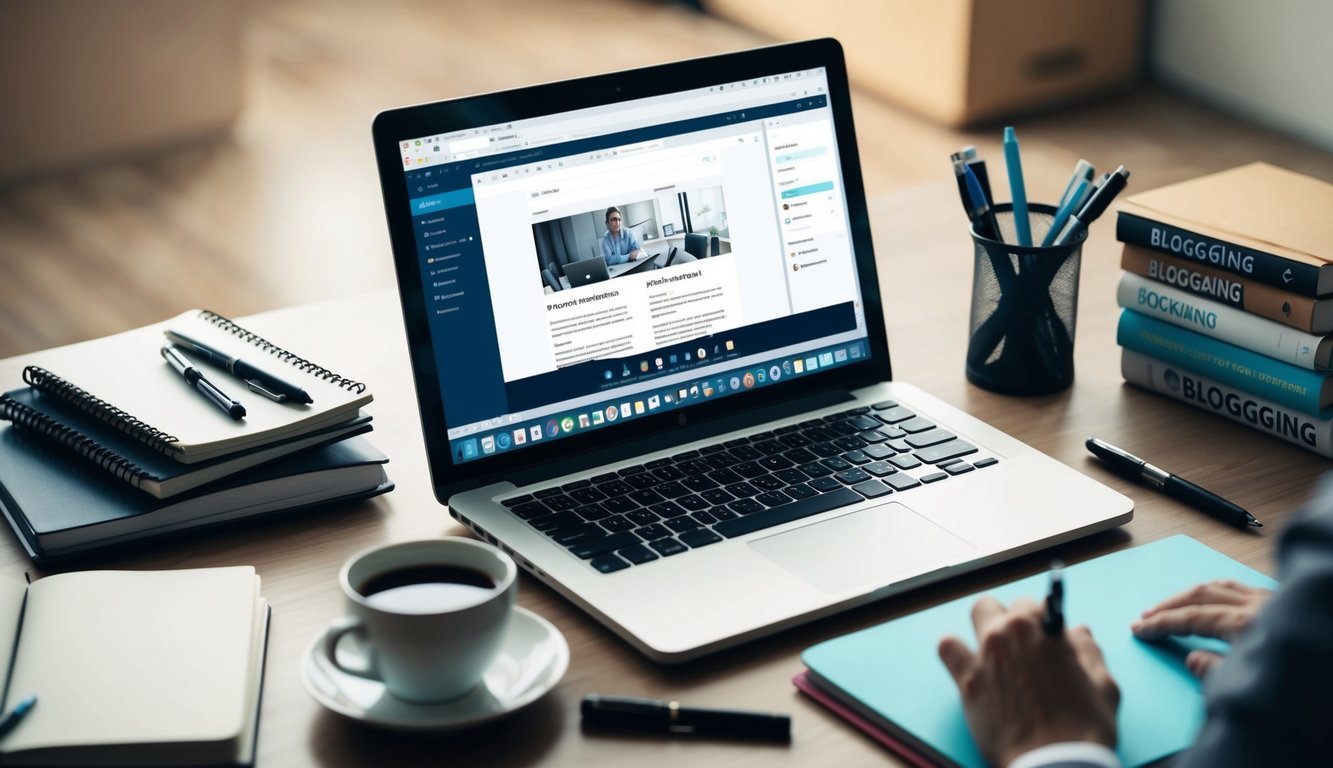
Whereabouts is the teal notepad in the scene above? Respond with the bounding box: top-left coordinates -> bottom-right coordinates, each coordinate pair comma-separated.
802,536 -> 1278,768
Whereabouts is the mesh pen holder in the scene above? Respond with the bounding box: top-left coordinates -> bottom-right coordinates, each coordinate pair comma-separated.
966,203 -> 1086,395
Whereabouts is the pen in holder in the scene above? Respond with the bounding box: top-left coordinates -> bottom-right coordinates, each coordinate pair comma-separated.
966,203 -> 1085,395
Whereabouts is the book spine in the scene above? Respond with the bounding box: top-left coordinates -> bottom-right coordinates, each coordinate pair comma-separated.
1117,272 -> 1330,370
198,310 -> 368,394
0,394 -> 153,488
1116,309 -> 1332,417
21,366 -> 182,458
1121,348 -> 1333,458
1120,244 -> 1328,333
1116,212 -> 1321,296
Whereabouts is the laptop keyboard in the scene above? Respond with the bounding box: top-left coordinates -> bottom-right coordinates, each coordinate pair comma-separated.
499,400 -> 998,574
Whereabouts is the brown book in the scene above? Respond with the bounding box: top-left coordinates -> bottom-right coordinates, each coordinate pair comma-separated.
1121,244 -> 1333,333
1116,162 -> 1333,297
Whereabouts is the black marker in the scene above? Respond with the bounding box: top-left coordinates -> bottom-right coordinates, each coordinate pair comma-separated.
164,329 -> 313,404
1086,437 -> 1261,529
581,695 -> 791,743
1052,166 -> 1130,246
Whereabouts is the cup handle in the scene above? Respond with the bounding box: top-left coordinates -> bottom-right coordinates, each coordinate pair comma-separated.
323,616 -> 381,680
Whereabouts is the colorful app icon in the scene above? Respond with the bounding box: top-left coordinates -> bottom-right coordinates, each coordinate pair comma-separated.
648,395 -> 660,409
725,340 -> 735,351
530,425 -> 543,441
460,438 -> 479,460
634,401 -> 645,415
592,410 -> 605,425
834,349 -> 849,363
689,385 -> 700,398
769,365 -> 782,381
655,357 -> 663,369
678,388 -> 688,401
849,345 -> 863,359
513,429 -> 526,445
606,405 -> 619,421
545,419 -> 559,438
730,376 -> 741,390
560,416 -> 575,433
820,352 -> 835,366
620,403 -> 632,418
794,358 -> 805,373
640,360 -> 649,373
670,354 -> 678,364
757,369 -> 767,383
702,384 -> 714,397
578,413 -> 591,428
496,432 -> 512,450
481,435 -> 496,454
697,347 -> 707,360
805,356 -> 818,370
742,372 -> 756,388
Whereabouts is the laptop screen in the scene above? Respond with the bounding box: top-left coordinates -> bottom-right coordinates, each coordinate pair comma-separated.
376,42 -> 886,483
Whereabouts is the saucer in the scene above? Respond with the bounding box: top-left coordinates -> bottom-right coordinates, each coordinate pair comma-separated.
301,606 -> 569,732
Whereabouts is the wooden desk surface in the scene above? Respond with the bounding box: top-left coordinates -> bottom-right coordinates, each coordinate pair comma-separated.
1,180 -> 1327,767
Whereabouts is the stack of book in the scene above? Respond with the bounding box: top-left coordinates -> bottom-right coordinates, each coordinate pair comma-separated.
1113,163 -> 1333,458
0,309 -> 393,562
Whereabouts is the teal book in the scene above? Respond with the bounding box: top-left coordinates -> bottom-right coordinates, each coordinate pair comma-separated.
1117,308 -> 1333,417
801,536 -> 1278,768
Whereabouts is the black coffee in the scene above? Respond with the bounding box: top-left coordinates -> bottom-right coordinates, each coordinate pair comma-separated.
357,565 -> 497,613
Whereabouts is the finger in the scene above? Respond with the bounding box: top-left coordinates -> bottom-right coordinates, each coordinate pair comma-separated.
938,635 -> 976,684
1009,596 -> 1042,616
971,596 -> 1007,635
1131,604 -> 1250,640
1186,650 -> 1226,680
1067,625 -> 1110,675
1141,580 -> 1261,617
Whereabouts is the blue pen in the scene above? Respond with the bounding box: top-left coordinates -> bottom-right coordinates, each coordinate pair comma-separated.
1057,159 -> 1095,211
962,165 -> 1000,242
1003,126 -> 1031,246
1041,178 -> 1089,247
0,694 -> 36,739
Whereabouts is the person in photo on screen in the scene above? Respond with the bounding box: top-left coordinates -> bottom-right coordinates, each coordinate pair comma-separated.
934,476 -> 1333,767
601,206 -> 642,265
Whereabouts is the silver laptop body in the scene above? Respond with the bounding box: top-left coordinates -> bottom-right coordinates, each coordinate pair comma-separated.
373,39 -> 1132,662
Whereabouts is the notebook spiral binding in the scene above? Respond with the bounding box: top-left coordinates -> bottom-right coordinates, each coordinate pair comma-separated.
200,310 -> 368,394
22,366 -> 182,457
0,394 -> 153,489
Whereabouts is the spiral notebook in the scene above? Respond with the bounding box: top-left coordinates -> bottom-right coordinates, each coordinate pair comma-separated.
0,310 -> 374,465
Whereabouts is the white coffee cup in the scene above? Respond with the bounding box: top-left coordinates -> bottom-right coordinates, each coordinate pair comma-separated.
324,538 -> 517,702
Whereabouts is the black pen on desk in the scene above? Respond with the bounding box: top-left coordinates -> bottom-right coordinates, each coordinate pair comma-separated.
161,345 -> 246,420
0,694 -> 37,739
1086,437 -> 1262,529
1052,166 -> 1130,246
164,329 -> 313,405
1042,561 -> 1065,636
581,694 -> 791,743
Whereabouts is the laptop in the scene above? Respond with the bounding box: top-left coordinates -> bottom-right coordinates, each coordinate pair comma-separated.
372,39 -> 1132,662
563,255 -> 610,287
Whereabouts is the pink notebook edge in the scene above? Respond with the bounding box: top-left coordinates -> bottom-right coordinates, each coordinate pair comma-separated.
792,669 -> 939,768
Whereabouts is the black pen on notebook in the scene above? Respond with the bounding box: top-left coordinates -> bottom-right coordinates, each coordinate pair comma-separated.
581,694 -> 791,743
164,329 -> 313,404
1043,561 -> 1065,636
1086,437 -> 1262,529
161,344 -> 246,420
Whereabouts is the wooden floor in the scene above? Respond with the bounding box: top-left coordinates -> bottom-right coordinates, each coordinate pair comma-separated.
2,0 -> 1332,360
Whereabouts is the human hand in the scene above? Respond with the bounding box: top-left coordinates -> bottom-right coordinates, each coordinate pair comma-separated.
938,597 -> 1120,767
1131,579 -> 1272,679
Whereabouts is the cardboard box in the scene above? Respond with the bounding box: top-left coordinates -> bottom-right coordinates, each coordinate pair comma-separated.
0,1 -> 243,182
704,0 -> 1144,126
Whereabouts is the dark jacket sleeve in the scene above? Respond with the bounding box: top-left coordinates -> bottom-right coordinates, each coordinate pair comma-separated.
1173,474 -> 1333,767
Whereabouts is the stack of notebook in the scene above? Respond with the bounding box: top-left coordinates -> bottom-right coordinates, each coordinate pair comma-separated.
0,309 -> 393,562
1113,163 -> 1333,458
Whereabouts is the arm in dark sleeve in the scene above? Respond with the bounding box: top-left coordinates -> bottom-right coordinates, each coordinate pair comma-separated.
1174,474 -> 1333,767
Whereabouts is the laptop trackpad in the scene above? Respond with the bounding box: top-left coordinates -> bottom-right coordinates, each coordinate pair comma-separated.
749,502 -> 976,595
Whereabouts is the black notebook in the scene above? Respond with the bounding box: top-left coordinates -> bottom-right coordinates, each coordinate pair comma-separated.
0,387 -> 374,499
0,309 -> 375,464
0,425 -> 393,562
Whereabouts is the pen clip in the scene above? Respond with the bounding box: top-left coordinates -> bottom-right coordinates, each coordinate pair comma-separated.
246,378 -> 288,402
